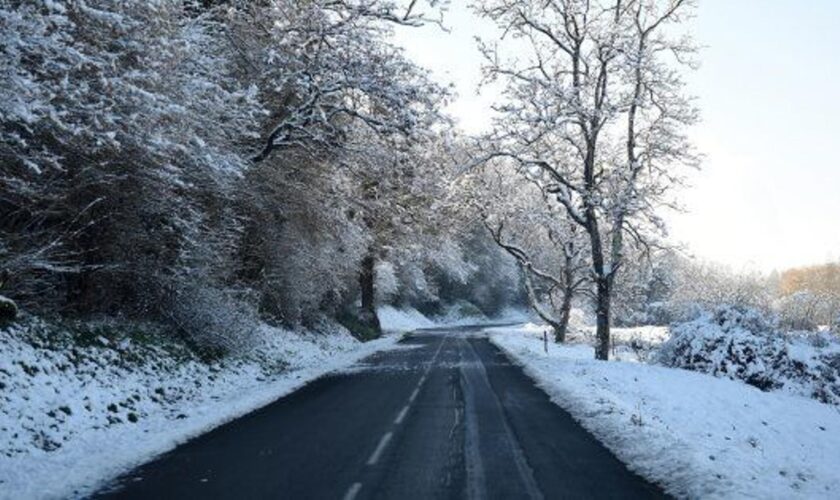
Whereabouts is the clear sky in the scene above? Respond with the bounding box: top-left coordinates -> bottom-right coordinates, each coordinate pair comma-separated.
394,1 -> 840,273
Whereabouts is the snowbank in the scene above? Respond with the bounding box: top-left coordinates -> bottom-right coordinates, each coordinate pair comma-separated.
494,322 -> 670,363
0,318 -> 401,500
489,325 -> 840,499
377,305 -> 531,333
377,305 -> 436,332
488,307 -> 533,324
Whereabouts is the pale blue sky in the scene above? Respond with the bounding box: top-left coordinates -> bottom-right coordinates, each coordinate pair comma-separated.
395,1 -> 840,272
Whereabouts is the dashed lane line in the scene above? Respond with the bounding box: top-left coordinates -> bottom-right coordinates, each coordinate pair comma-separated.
344,334 -> 451,498
394,405 -> 410,425
366,432 -> 394,466
342,482 -> 362,500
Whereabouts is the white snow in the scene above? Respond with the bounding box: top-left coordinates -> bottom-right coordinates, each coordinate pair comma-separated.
377,305 -> 531,332
657,307 -> 840,406
0,319 -> 402,500
507,320 -> 670,362
377,305 -> 437,332
488,324 -> 840,499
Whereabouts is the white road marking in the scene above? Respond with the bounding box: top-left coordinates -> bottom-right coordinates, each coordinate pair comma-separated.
366,432 -> 393,465
343,482 -> 363,500
409,387 -> 420,402
394,405 -> 410,424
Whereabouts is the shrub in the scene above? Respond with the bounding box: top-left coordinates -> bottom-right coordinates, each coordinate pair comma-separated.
656,306 -> 840,405
165,284 -> 259,358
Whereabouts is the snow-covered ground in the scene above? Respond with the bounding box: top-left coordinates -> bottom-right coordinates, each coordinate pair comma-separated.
1,305 -> 505,500
0,318 -> 403,500
378,305 -> 437,331
521,320 -> 670,362
488,324 -> 840,499
378,305 -> 530,332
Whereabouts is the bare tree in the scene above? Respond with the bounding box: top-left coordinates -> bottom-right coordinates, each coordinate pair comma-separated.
463,164 -> 589,342
475,0 -> 698,359
779,263 -> 840,330
485,218 -> 588,342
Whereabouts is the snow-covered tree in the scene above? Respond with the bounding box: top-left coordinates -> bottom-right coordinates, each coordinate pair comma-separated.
231,0 -> 447,163
462,163 -> 589,341
474,0 -> 699,359
0,0 -> 460,345
666,259 -> 774,321
778,263 -> 840,330
1,1 -> 260,317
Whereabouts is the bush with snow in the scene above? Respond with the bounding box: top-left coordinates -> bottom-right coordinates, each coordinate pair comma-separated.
165,283 -> 260,357
656,306 -> 840,405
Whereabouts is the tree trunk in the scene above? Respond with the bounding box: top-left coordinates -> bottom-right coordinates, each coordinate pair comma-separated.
555,288 -> 572,343
594,276 -> 611,360
522,267 -> 570,343
359,253 -> 381,334
583,128 -> 611,360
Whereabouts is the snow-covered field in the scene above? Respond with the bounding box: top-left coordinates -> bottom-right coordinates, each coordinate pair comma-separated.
0,318 -> 405,500
488,324 -> 840,499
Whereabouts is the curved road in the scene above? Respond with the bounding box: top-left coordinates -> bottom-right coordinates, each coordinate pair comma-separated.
94,326 -> 666,499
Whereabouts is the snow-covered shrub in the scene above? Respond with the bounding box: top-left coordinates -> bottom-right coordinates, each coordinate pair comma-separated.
165,284 -> 260,357
0,1 -> 260,314
656,306 -> 840,405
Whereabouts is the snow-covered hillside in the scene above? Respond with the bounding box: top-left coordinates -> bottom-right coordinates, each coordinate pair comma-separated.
0,305 -> 506,499
489,324 -> 840,499
0,318 -> 403,500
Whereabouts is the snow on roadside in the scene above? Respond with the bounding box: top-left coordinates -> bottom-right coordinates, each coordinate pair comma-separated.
378,305 -> 531,332
377,305 -> 436,332
0,319 -> 401,500
488,324 -> 840,499
509,322 -> 670,362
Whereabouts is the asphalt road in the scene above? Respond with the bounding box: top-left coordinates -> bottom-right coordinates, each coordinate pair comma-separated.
94,326 -> 666,500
